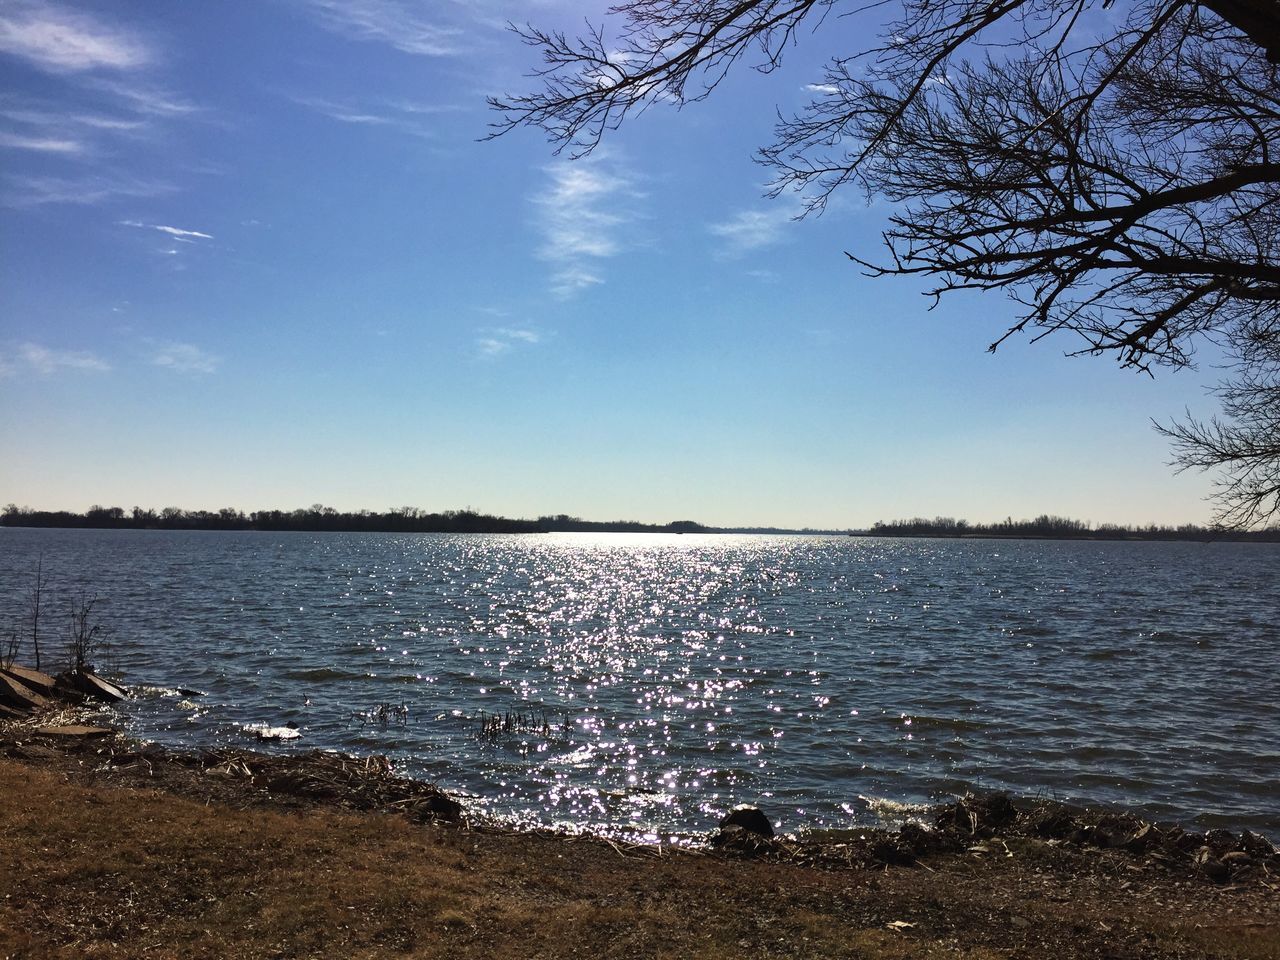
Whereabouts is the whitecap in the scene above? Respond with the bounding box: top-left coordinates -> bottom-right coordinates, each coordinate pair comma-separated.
242,723 -> 301,741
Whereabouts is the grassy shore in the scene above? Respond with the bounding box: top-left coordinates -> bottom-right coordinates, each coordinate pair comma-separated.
1,728 -> 1277,959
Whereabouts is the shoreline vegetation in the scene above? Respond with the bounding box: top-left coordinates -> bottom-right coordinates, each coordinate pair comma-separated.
2,697 -> 1279,959
5,504 -> 1280,541
3,663 -> 1278,956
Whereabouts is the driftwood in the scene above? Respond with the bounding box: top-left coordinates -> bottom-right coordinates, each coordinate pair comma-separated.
1,665 -> 56,696
32,725 -> 114,739
60,670 -> 126,703
0,673 -> 48,712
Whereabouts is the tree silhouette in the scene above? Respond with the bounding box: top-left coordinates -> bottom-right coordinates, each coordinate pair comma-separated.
490,0 -> 1280,525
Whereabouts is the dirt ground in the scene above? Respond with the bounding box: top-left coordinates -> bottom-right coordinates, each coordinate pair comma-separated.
0,729 -> 1277,960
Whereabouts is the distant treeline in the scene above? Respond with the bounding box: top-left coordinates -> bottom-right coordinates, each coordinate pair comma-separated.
0,504 -> 711,535
865,514 -> 1280,542
6,505 -> 1280,541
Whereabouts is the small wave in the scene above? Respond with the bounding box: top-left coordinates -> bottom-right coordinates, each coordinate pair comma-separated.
625,790 -> 677,808
1084,648 -> 1127,660
903,714 -> 988,733
283,667 -> 362,682
881,714 -> 988,733
1013,625 -> 1057,638
129,685 -> 185,699
553,745 -> 597,766
845,795 -> 932,826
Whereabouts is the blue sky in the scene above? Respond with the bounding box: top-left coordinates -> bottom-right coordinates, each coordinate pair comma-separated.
0,0 -> 1226,527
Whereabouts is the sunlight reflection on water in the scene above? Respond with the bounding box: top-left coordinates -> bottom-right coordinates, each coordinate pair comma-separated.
1,528 -> 1278,837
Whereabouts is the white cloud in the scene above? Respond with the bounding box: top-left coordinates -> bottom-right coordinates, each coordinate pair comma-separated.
0,102 -> 146,134
155,224 -> 211,239
548,265 -> 603,296
18,342 -> 110,374
0,10 -> 203,213
303,0 -> 463,56
805,83 -> 840,95
290,95 -> 441,138
388,99 -> 462,116
0,1 -> 152,73
151,341 -> 218,374
476,327 -> 542,357
3,173 -> 174,207
499,328 -> 540,344
0,98 -> 170,178
90,79 -> 197,117
0,130 -> 82,153
0,84 -> 196,207
534,156 -> 639,297
70,112 -> 146,131
708,202 -> 797,258
119,220 -> 213,240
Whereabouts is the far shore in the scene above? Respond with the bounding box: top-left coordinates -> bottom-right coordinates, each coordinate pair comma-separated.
5,505 -> 1280,543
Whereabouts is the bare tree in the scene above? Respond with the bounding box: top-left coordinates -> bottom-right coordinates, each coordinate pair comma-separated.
1158,329 -> 1280,528
490,0 -> 1280,525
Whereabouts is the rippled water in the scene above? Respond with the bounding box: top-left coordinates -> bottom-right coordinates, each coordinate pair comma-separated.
2,528 -> 1277,837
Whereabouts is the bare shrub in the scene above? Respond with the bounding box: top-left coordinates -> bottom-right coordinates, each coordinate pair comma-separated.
27,557 -> 48,671
2,624 -> 17,670
67,593 -> 109,673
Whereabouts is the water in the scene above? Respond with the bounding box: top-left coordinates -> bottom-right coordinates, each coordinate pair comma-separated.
1,528 -> 1277,838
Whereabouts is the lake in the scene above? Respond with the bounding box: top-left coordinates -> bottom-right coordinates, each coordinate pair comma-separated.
1,528 -> 1277,839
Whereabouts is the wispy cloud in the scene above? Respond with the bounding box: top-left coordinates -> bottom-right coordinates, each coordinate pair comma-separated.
4,173 -> 174,207
17,342 -> 110,374
69,112 -> 147,131
0,98 -> 160,168
91,79 -> 197,117
150,341 -> 218,374
0,17 -> 200,204
476,327 -> 541,357
804,83 -> 840,95
303,0 -> 463,56
289,95 -> 448,138
0,130 -> 82,153
0,1 -> 152,73
534,155 -> 640,297
120,220 -> 213,240
1,101 -> 147,133
708,201 -> 797,258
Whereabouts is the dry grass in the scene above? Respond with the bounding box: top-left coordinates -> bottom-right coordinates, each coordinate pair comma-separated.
0,757 -> 1277,959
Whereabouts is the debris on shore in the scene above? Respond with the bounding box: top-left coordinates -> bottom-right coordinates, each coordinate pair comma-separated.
0,662 -> 125,713
1,661 -> 1276,892
0,727 -> 463,824
2,730 -> 1277,960
705,791 -> 1279,887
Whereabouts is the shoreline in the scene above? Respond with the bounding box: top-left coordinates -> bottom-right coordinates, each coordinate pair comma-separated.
3,666 -> 1278,853
3,716 -> 1279,958
4,713 -> 1277,874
